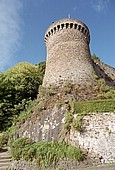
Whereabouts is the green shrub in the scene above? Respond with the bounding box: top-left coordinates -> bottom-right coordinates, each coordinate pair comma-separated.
0,132 -> 9,148
10,138 -> 85,168
39,85 -> 57,97
72,115 -> 83,132
15,99 -> 35,123
10,137 -> 33,160
0,62 -> 45,132
92,54 -> 100,62
64,98 -> 77,131
97,79 -> 110,92
11,137 -> 32,148
104,90 -> 115,99
7,125 -> 18,141
64,111 -> 74,131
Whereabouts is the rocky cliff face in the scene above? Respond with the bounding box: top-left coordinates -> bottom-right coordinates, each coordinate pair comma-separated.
16,104 -> 65,142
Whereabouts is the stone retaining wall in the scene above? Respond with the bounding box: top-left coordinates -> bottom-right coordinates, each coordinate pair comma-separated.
15,108 -> 115,164
69,112 -> 115,163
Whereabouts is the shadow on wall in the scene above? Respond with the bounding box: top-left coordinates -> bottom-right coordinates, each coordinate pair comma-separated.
93,61 -> 115,87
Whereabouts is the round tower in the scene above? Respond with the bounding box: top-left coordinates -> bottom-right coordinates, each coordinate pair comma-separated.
43,18 -> 95,87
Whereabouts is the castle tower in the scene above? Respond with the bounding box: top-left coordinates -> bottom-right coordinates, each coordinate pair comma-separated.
43,18 -> 95,87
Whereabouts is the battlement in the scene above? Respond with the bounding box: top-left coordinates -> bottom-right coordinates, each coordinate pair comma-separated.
44,18 -> 90,44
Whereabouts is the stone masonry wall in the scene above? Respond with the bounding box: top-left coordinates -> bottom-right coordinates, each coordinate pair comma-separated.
15,105 -> 115,164
15,105 -> 65,142
43,18 -> 95,87
69,112 -> 115,163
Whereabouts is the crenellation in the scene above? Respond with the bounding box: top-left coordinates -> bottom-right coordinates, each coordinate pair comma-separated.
44,19 -> 90,44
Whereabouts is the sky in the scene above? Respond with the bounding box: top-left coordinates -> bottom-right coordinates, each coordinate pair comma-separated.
0,0 -> 115,72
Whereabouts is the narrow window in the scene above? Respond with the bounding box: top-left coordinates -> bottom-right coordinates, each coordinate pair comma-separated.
57,25 -> 60,30
82,27 -> 84,33
70,23 -> 73,28
84,29 -> 87,34
66,23 -> 69,28
74,24 -> 77,29
78,25 -> 81,30
51,29 -> 53,34
54,27 -> 56,31
61,24 -> 64,29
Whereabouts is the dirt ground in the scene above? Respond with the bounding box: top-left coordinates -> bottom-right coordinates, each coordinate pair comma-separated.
77,164 -> 115,170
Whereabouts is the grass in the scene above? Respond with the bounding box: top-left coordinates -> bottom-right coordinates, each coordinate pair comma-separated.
75,99 -> 115,114
64,98 -> 115,132
10,138 -> 85,169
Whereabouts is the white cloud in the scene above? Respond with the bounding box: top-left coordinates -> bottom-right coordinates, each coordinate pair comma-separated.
0,0 -> 23,71
92,0 -> 110,12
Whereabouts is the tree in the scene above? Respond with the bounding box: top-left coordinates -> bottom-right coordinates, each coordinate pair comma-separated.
0,61 -> 46,131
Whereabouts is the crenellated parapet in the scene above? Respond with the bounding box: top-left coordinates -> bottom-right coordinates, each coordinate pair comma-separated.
44,18 -> 90,44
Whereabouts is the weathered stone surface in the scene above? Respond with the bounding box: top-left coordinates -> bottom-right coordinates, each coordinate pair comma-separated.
15,108 -> 115,164
93,60 -> 115,87
69,112 -> 115,163
11,160 -> 38,170
15,105 -> 65,142
43,18 -> 95,87
11,17 -> 115,169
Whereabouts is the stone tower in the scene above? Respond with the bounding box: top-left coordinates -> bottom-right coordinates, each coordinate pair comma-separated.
43,18 -> 95,87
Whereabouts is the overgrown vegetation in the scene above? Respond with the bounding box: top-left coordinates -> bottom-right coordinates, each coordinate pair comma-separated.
0,132 -> 9,148
3,99 -> 37,140
0,55 -> 114,170
10,137 -> 85,169
0,62 -> 45,132
64,98 -> 115,133
0,54 -> 114,133
92,53 -> 100,62
13,99 -> 36,125
75,99 -> 115,113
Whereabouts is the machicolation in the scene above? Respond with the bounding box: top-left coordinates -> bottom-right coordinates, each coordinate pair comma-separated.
44,19 -> 90,44
43,18 -> 95,87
